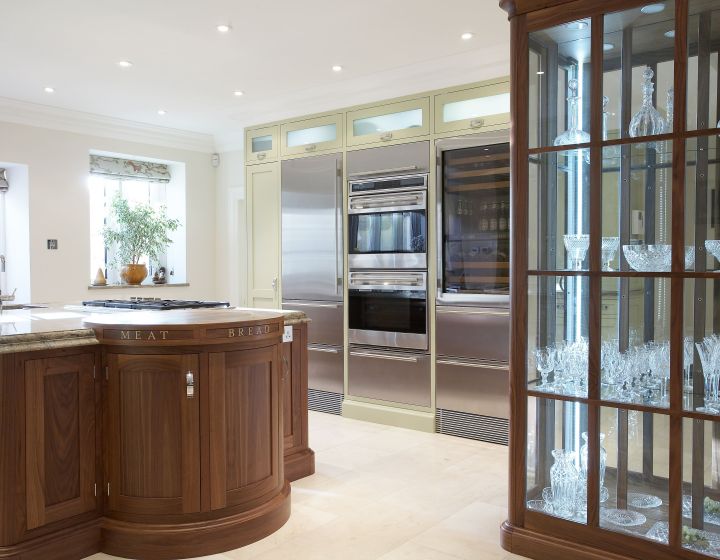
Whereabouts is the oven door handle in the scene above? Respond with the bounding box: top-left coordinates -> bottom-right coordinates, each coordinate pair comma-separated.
350,351 -> 418,363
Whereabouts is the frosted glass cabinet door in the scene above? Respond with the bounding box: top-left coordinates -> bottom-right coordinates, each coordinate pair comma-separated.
281,114 -> 343,156
245,125 -> 279,165
434,81 -> 511,134
346,97 -> 430,147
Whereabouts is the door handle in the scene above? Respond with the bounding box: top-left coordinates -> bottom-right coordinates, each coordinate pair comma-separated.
304,144 -> 317,152
257,152 -> 266,160
470,118 -> 485,128
185,371 -> 195,399
380,132 -> 393,141
272,277 -> 278,291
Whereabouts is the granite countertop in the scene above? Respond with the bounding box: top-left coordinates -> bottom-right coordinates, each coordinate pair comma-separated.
0,304 -> 308,353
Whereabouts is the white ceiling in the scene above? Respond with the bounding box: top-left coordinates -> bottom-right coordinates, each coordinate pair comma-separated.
0,0 -> 510,148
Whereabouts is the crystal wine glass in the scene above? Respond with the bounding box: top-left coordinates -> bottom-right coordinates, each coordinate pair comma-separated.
695,340 -> 719,414
601,237 -> 620,271
535,347 -> 556,391
564,234 -> 590,271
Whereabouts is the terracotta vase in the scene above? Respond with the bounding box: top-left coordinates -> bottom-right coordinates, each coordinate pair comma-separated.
120,263 -> 148,285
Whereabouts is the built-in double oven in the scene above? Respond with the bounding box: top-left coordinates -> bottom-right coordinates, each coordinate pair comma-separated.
346,142 -> 431,407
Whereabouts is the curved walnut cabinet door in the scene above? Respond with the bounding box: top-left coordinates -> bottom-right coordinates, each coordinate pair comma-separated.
87,309 -> 291,560
106,353 -> 201,516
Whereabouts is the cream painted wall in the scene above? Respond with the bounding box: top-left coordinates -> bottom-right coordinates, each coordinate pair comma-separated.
0,120 -> 217,304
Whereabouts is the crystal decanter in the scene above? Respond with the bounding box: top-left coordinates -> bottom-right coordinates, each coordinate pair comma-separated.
554,78 -> 590,147
628,67 -> 667,138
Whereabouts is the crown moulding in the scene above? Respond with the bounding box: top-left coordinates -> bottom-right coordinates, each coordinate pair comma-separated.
0,96 -> 215,154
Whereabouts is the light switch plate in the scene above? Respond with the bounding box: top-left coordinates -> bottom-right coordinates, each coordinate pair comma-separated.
283,325 -> 293,343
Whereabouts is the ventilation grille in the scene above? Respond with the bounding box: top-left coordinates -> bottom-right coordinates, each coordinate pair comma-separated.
308,388 -> 343,415
436,408 -> 508,446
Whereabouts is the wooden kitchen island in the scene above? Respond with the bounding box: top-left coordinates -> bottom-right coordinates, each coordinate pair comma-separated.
0,306 -> 314,560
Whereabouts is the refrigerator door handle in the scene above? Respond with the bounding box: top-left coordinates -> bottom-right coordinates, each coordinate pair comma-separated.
336,156 -> 343,297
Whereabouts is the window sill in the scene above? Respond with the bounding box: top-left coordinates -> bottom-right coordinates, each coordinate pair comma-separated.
87,283 -> 190,290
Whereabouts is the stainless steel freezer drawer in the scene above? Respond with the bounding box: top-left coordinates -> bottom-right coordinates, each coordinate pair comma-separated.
282,301 -> 343,347
307,344 -> 344,394
347,141 -> 430,180
435,306 -> 509,363
436,358 -> 509,419
348,347 -> 430,407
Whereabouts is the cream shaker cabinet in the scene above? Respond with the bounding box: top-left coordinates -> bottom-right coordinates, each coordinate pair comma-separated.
346,97 -> 430,147
280,114 -> 343,156
246,162 -> 281,308
245,125 -> 279,165
434,81 -> 510,135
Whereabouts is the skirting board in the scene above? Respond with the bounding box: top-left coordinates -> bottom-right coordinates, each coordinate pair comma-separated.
342,398 -> 435,432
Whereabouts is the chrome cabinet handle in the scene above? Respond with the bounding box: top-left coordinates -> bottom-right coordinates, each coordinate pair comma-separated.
257,152 -> 266,160
304,144 -> 317,152
470,118 -> 485,128
380,132 -> 393,141
435,308 -> 509,317
436,359 -> 508,370
284,302 -> 340,308
185,371 -> 195,399
350,351 -> 418,363
309,346 -> 340,354
272,277 -> 278,290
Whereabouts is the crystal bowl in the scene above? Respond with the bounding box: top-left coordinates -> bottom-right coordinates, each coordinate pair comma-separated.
623,244 -> 671,272
706,240 -> 720,262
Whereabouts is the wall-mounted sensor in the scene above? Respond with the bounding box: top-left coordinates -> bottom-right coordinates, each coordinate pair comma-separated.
47,239 -> 58,250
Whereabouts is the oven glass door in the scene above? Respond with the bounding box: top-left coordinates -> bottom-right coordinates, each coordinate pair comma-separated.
349,210 -> 426,255
348,288 -> 428,350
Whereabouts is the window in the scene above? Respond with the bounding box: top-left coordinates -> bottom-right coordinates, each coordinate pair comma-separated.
88,154 -> 186,285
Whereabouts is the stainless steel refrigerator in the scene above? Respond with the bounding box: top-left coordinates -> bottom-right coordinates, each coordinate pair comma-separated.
281,153 -> 344,415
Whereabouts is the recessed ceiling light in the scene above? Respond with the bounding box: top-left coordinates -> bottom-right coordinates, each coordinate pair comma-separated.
603,43 -> 615,51
565,20 -> 589,30
216,24 -> 231,33
43,86 -> 55,93
461,32 -> 474,40
157,109 -> 166,115
641,3 -> 665,14
117,60 -> 133,68
332,65 -> 343,72
233,90 -> 244,97
664,29 -> 675,38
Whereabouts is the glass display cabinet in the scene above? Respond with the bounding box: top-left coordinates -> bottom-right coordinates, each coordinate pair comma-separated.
500,1 -> 720,559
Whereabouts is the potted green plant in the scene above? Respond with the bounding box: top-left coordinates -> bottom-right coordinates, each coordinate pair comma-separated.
102,193 -> 181,285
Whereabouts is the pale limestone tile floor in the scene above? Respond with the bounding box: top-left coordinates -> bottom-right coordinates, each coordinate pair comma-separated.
89,411 -> 526,560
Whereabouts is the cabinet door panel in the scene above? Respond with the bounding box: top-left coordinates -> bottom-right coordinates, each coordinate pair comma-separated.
246,162 -> 280,307
106,353 -> 200,515
25,353 -> 96,530
209,346 -> 282,511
